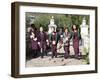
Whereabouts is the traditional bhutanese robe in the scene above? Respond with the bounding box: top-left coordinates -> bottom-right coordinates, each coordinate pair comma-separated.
37,31 -> 46,51
51,31 -> 57,58
31,38 -> 38,50
63,32 -> 71,58
72,31 -> 81,56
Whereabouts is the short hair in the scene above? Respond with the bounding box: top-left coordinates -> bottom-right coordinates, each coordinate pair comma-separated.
31,24 -> 35,28
64,27 -> 69,32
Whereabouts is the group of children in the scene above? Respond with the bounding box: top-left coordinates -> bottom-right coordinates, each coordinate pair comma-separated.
26,24 -> 81,59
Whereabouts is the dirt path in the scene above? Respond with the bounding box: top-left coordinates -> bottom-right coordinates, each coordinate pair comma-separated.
26,46 -> 87,67
26,56 -> 86,67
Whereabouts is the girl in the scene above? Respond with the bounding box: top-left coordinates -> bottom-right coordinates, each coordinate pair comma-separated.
51,27 -> 57,58
57,33 -> 65,54
72,24 -> 81,59
30,31 -> 38,58
63,28 -> 71,59
37,27 -> 47,58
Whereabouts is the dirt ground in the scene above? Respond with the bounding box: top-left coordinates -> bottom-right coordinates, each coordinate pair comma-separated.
26,46 -> 87,67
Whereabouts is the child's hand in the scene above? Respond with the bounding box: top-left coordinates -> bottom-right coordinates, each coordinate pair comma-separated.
34,38 -> 37,41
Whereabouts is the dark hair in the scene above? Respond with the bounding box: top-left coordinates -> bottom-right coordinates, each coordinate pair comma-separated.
64,27 -> 69,32
31,24 -> 35,29
34,27 -> 37,31
72,24 -> 78,31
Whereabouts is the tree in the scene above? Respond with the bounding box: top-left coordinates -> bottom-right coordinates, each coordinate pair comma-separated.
26,13 -> 89,32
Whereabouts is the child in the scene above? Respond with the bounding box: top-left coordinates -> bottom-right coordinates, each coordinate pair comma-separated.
72,24 -> 81,59
30,31 -> 38,58
57,34 -> 65,54
51,27 -> 57,58
37,27 -> 47,58
63,28 -> 71,59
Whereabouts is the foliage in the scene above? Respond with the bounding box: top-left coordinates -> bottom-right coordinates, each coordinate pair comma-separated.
83,47 -> 90,64
26,12 -> 89,32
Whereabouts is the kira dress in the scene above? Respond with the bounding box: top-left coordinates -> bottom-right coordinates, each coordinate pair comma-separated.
31,37 -> 39,58
51,31 -> 57,58
37,31 -> 47,58
63,32 -> 71,58
72,31 -> 81,58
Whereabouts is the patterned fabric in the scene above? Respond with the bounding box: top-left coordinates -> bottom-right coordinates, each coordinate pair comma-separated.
72,31 -> 80,55
51,32 -> 57,45
37,32 -> 46,50
31,38 -> 38,50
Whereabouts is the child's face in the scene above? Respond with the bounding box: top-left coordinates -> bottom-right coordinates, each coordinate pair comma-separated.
40,27 -> 43,32
65,29 -> 68,33
73,25 -> 76,30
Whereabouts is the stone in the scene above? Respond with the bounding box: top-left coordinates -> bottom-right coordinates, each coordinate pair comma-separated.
48,16 -> 57,34
80,17 -> 89,55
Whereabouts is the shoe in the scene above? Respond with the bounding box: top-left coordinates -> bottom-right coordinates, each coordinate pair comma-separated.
64,56 -> 68,59
41,56 -> 44,58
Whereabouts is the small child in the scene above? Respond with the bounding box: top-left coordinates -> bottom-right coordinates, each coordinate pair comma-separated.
57,34 -> 64,53
63,28 -> 71,59
51,27 -> 57,58
30,31 -> 38,58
